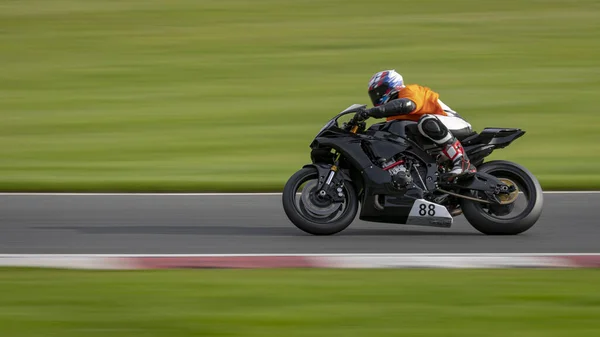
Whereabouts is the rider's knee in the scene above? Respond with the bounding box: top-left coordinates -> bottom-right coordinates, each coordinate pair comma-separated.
417,115 -> 452,144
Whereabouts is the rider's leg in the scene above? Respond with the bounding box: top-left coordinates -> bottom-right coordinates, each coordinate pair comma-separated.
417,114 -> 476,178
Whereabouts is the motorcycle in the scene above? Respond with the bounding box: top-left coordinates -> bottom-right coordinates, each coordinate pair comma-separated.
282,104 -> 543,235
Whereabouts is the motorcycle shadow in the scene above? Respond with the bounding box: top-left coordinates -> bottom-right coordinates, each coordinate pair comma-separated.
318,228 -> 482,236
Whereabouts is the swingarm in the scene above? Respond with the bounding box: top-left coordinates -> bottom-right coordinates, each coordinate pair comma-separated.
437,171 -> 518,205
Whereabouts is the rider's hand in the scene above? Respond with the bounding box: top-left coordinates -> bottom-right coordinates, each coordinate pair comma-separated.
355,108 -> 371,122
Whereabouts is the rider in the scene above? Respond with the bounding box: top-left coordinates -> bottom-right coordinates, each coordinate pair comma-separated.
358,69 -> 476,179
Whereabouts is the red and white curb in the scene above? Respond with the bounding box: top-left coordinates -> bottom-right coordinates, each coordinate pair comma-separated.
0,254 -> 599,270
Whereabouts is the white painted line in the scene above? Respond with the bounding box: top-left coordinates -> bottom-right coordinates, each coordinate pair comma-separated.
0,253 -> 598,258
544,191 -> 600,194
0,254 -> 597,270
0,193 -> 283,196
0,191 -> 599,196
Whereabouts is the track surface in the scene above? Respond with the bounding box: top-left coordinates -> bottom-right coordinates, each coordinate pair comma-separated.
0,193 -> 598,254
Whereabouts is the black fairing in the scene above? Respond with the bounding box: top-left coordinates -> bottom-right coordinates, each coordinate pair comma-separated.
464,128 -> 525,147
310,121 -> 439,225
305,106 -> 526,225
369,119 -> 478,146
462,128 -> 525,166
367,120 -> 433,148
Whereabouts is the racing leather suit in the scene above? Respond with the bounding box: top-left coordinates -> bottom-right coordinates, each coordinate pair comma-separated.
364,84 -> 476,178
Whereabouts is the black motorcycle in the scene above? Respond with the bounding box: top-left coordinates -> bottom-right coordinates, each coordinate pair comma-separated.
282,104 -> 543,235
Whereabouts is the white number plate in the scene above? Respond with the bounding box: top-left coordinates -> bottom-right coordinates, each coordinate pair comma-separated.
406,199 -> 453,227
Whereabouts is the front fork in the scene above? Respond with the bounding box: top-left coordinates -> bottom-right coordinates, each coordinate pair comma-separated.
315,152 -> 346,202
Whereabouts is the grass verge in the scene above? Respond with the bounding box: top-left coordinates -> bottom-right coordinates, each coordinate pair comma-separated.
0,268 -> 599,336
1,0 -> 599,191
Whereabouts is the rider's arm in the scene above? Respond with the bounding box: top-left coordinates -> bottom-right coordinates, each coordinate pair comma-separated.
367,98 -> 416,118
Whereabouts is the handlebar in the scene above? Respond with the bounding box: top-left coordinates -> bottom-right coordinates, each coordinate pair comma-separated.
345,113 -> 369,133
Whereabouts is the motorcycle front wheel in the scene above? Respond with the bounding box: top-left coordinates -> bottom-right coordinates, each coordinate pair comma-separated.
282,166 -> 359,235
460,160 -> 544,235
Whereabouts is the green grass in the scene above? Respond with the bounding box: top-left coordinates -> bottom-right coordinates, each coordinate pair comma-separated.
0,268 -> 599,336
1,0 -> 599,191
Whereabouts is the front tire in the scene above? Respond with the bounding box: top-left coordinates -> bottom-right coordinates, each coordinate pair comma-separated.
460,160 -> 544,235
282,166 -> 359,235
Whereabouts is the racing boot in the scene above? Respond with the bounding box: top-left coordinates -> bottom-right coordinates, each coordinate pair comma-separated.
441,137 -> 476,181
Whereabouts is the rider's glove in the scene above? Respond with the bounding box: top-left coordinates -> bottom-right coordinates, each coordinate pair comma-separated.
355,108 -> 371,122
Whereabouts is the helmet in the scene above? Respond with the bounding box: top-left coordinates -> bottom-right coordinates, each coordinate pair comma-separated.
367,70 -> 404,106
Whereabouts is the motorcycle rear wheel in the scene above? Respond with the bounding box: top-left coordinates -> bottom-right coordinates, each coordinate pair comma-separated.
460,160 -> 544,235
282,166 -> 358,235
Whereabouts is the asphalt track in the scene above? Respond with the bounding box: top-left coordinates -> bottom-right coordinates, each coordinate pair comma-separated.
0,193 -> 598,254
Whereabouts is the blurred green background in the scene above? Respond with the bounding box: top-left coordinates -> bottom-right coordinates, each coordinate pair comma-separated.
1,268 -> 599,336
1,0 -> 599,192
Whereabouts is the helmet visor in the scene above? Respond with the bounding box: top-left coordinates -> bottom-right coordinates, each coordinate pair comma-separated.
368,85 -> 390,106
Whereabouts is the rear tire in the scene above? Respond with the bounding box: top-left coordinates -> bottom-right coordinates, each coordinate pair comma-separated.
460,160 -> 544,235
282,166 -> 358,235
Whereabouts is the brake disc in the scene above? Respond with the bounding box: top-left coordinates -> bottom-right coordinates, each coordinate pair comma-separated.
497,178 -> 520,205
300,180 -> 341,217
